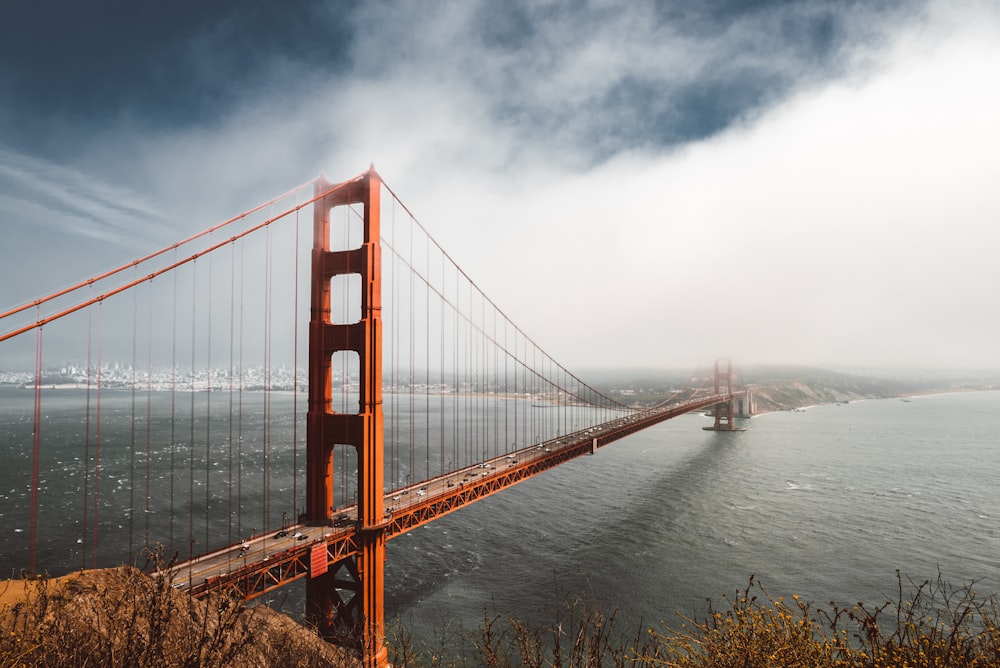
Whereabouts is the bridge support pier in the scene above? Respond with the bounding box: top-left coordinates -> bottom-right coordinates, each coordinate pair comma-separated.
306,170 -> 388,667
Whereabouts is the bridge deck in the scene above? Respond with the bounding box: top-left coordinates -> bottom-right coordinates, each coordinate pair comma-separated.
168,392 -> 742,600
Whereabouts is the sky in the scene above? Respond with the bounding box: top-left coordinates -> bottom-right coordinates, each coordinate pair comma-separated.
1,0 -> 998,373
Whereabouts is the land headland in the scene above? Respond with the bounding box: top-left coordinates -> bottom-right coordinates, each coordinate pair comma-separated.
585,364 -> 998,413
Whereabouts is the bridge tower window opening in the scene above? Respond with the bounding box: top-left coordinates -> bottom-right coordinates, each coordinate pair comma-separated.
329,204 -> 364,253
330,350 -> 361,415
330,274 -> 362,325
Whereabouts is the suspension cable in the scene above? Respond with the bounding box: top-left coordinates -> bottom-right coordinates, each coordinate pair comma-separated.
1,173 -> 368,345
0,179 -> 320,321
380,179 -> 628,411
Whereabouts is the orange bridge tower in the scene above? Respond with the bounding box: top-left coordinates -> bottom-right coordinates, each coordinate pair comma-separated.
305,169 -> 388,667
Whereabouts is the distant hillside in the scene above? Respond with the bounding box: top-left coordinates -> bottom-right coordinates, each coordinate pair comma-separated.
587,364 -> 998,413
742,365 -> 997,413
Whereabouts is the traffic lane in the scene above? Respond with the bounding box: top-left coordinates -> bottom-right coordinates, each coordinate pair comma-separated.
171,520 -> 353,588
174,422 -> 634,586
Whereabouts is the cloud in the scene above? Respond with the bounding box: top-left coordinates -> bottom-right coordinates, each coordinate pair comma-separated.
327,0 -> 904,175
330,0 -> 999,370
0,149 -> 164,245
3,0 -> 998,372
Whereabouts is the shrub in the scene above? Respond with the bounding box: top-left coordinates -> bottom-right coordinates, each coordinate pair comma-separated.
0,549 -> 353,667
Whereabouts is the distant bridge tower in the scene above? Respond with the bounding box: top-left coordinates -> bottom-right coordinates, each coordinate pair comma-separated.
306,170 -> 388,667
704,359 -> 747,431
734,386 -> 754,419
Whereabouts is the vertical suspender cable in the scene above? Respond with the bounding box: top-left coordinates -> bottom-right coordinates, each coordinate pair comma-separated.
548,358 -> 553,440
169,262 -> 178,553
129,277 -> 138,561
479,293 -> 484,460
205,251 -> 213,551
562,365 -> 566,438
237,243 -> 246,539
145,279 -> 153,550
493,303 -> 498,457
480,289 -> 484,459
292,209 -> 300,520
511,328 -> 517,450
482,298 -> 487,458
425,230 -> 430,481
264,225 -> 273,531
452,266 -> 458,470
28,314 -> 42,574
503,316 -> 508,453
82,300 -> 93,571
550,358 -> 555,439
464,282 -> 470,465
189,260 -> 197,560
532,345 -> 537,445
93,301 -> 103,568
228,242 -> 236,547
408,217 -> 414,487
390,199 -> 398,489
439,246 -> 445,473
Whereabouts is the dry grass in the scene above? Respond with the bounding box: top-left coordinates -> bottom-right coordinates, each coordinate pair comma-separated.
386,574 -> 1000,667
0,551 -> 356,668
650,573 -> 1000,667
5,564 -> 1000,667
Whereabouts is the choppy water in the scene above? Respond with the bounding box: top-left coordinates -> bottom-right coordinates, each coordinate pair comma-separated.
382,391 -> 1000,641
3,388 -> 999,646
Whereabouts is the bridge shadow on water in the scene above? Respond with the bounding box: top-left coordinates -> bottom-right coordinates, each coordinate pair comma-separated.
374,417 -> 752,643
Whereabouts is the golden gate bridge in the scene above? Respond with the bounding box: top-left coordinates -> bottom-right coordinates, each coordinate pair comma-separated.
0,168 -> 752,667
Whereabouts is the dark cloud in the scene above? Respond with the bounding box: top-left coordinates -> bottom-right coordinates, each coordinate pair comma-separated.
1,0 -> 915,162
0,2 -> 356,156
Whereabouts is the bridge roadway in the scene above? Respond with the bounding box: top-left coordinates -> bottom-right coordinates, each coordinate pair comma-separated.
169,392 -> 740,600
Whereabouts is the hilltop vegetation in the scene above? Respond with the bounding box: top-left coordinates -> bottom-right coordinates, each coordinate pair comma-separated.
0,566 -> 354,667
5,567 -> 1000,667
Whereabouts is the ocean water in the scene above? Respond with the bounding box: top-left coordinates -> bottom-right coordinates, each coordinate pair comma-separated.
381,391 -> 1000,642
2,388 -> 999,648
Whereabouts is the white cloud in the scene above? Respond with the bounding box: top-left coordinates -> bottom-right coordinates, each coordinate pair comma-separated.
3,0 -> 998,371
361,0 -> 1000,370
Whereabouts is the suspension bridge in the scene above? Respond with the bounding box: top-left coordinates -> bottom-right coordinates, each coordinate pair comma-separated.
0,168 -> 752,666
